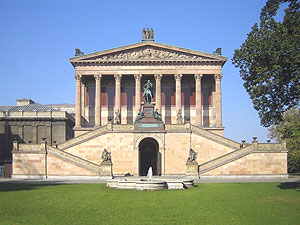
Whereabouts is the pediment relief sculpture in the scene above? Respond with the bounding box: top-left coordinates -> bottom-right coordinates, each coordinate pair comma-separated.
94,47 -> 204,61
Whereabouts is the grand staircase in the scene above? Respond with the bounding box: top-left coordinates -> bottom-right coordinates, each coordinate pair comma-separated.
58,126 -> 108,150
47,145 -> 100,174
191,125 -> 241,149
198,145 -> 253,174
198,142 -> 286,174
16,124 -> 285,176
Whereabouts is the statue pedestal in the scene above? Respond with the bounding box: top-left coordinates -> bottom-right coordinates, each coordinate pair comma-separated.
100,161 -> 113,176
134,104 -> 164,131
186,162 -> 198,176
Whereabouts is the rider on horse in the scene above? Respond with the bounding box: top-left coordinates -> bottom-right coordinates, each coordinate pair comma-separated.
143,80 -> 154,104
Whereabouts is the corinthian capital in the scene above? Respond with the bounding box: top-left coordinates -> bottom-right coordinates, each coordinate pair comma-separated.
194,74 -> 203,80
114,74 -> 122,81
134,74 -> 142,81
94,74 -> 102,81
214,74 -> 223,79
154,74 -> 163,80
174,74 -> 183,80
74,74 -> 82,81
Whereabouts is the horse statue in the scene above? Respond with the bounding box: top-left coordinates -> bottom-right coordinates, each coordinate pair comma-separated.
143,80 -> 154,104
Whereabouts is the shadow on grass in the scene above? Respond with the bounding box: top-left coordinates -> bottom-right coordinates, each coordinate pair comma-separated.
277,182 -> 300,191
0,183 -> 66,192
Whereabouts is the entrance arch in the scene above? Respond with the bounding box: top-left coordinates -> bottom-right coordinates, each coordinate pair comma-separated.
139,138 -> 160,176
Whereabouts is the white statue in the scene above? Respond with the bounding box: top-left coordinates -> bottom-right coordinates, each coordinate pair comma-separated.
147,166 -> 153,181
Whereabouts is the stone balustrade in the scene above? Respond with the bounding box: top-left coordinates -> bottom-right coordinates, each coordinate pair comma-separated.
58,126 -> 108,150
17,144 -> 41,152
0,111 -> 72,119
199,142 -> 287,174
257,143 -> 287,152
199,145 -> 253,173
191,125 -> 240,149
47,146 -> 100,174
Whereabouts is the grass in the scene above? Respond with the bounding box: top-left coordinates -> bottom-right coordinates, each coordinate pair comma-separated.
0,182 -> 299,225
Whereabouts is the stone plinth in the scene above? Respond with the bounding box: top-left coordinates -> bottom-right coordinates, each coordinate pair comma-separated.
134,104 -> 164,131
100,161 -> 113,176
186,162 -> 199,176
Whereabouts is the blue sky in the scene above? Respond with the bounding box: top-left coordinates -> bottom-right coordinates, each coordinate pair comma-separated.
0,0 -> 280,143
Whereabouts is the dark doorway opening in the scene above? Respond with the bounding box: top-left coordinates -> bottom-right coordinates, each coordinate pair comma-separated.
139,138 -> 159,176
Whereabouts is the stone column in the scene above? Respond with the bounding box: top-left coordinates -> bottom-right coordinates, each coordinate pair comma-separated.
46,123 -> 52,145
214,74 -> 223,127
134,74 -> 142,119
174,74 -> 183,123
75,74 -> 82,127
18,125 -> 23,141
194,74 -> 203,126
32,124 -> 38,144
114,74 -> 122,121
94,74 -> 102,127
154,74 -> 163,114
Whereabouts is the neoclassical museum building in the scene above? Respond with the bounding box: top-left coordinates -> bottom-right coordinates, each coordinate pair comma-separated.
12,31 -> 287,178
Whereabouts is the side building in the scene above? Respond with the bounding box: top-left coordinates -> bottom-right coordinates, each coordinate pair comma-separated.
0,98 -> 75,166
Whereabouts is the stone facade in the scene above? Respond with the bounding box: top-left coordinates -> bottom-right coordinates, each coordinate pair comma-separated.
11,37 -> 288,178
0,99 -> 75,165
12,124 -> 287,178
70,41 -> 225,134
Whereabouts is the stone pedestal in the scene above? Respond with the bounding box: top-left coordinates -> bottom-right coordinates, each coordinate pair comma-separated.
100,162 -> 113,176
186,163 -> 199,176
134,104 -> 164,131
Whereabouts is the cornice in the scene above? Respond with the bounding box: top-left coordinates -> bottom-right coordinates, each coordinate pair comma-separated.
70,41 -> 227,68
71,59 -> 224,67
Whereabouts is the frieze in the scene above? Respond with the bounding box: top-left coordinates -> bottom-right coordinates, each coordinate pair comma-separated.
95,47 -> 203,61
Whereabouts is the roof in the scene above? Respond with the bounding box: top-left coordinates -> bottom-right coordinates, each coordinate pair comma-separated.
0,103 -> 60,112
70,41 -> 227,66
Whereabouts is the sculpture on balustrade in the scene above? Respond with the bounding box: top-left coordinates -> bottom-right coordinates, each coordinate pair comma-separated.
114,110 -> 121,124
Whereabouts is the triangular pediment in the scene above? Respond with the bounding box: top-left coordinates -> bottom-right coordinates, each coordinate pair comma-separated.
70,42 -> 227,63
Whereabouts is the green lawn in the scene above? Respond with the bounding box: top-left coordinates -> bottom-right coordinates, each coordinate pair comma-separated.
0,182 -> 299,225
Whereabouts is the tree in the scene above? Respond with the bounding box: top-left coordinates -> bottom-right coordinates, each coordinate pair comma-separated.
268,107 -> 300,172
232,0 -> 300,127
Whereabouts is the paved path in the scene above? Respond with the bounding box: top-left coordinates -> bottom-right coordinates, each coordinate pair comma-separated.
0,176 -> 299,184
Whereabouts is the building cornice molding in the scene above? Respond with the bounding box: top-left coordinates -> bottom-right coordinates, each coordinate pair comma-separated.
70,42 -> 227,61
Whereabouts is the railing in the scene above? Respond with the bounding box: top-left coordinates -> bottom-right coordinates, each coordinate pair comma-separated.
191,125 -> 241,149
165,124 -> 187,131
112,124 -> 134,131
199,142 -> 287,174
58,126 -> 108,150
18,144 -> 42,151
47,146 -> 100,174
257,143 -> 287,152
199,145 -> 253,174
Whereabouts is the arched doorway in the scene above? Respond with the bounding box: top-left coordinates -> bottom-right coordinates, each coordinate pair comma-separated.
139,138 -> 159,176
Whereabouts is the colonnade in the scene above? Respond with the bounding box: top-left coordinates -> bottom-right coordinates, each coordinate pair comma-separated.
74,73 -> 222,128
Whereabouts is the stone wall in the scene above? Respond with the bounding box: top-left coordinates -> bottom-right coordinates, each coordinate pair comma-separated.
165,133 -> 190,174
11,126 -> 288,177
65,132 -> 136,175
203,152 -> 287,175
191,133 -> 234,165
13,153 -> 46,176
47,155 -> 95,176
